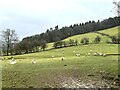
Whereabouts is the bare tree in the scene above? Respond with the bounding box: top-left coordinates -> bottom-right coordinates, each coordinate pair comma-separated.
1,29 -> 18,56
113,0 -> 120,16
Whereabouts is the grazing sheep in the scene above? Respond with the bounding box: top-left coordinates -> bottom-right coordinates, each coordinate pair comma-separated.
31,60 -> 36,64
76,54 -> 80,56
51,55 -> 54,58
93,52 -> 97,56
88,53 -> 90,55
10,60 -> 16,65
10,57 -> 14,62
61,57 -> 64,61
73,51 -> 75,52
12,57 -> 14,61
99,52 -> 103,56
103,54 -> 106,57
94,52 -> 100,56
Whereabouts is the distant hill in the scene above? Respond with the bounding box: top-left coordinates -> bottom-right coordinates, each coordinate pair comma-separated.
6,16 -> 119,55
64,26 -> 119,43
47,26 -> 119,49
22,16 -> 120,43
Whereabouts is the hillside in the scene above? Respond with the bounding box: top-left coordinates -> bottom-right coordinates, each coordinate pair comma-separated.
4,17 -> 119,55
47,26 -> 119,49
1,26 -> 119,88
1,43 -> 119,88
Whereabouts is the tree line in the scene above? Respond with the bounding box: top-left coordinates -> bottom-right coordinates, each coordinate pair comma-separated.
22,16 -> 120,43
53,34 -> 120,49
0,16 -> 120,55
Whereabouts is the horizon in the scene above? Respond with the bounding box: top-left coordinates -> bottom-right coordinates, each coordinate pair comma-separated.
0,0 -> 119,40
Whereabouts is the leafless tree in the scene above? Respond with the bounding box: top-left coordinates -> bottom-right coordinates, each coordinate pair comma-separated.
113,0 -> 120,16
1,29 -> 18,56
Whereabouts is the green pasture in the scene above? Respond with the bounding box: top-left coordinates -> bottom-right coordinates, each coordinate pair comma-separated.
1,44 -> 119,88
0,26 -> 119,88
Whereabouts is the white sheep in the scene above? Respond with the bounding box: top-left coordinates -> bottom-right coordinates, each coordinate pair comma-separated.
10,57 -> 14,62
93,52 -> 97,56
12,57 -> 14,61
103,54 -> 106,57
10,60 -> 16,65
76,54 -> 80,56
31,60 -> 36,64
73,51 -> 75,52
51,55 -> 54,58
88,53 -> 90,55
99,52 -> 103,56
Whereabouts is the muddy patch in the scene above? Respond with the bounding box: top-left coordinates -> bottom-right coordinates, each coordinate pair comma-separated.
59,77 -> 119,88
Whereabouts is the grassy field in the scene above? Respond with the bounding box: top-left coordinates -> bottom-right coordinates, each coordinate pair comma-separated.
1,44 -> 119,88
0,26 -> 119,88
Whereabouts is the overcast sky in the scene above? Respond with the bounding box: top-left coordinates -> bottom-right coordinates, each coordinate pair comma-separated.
0,0 -> 118,40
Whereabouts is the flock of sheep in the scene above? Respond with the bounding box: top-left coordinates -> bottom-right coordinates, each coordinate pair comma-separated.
0,47 -> 107,65
10,58 -> 36,65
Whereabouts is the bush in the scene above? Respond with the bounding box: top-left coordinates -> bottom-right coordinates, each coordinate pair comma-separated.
81,37 -> 89,44
69,39 -> 74,46
74,39 -> 78,45
106,40 -> 111,44
53,41 -> 63,48
53,42 -> 57,48
94,36 -> 101,44
111,36 -> 120,44
41,40 -> 47,51
63,41 -> 68,47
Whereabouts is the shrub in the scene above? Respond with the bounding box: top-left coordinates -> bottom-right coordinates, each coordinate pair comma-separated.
94,36 -> 101,44
111,36 -> 120,44
62,41 -> 68,47
81,37 -> 89,44
41,40 -> 47,51
74,39 -> 78,46
53,42 -> 57,48
53,41 -> 63,48
69,39 -> 74,46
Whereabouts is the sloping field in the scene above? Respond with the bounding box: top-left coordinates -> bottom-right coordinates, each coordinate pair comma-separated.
0,26 -> 119,88
64,26 -> 119,43
1,44 -> 119,88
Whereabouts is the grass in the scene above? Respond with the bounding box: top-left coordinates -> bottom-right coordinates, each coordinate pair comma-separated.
0,26 -> 119,88
1,44 -> 119,88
